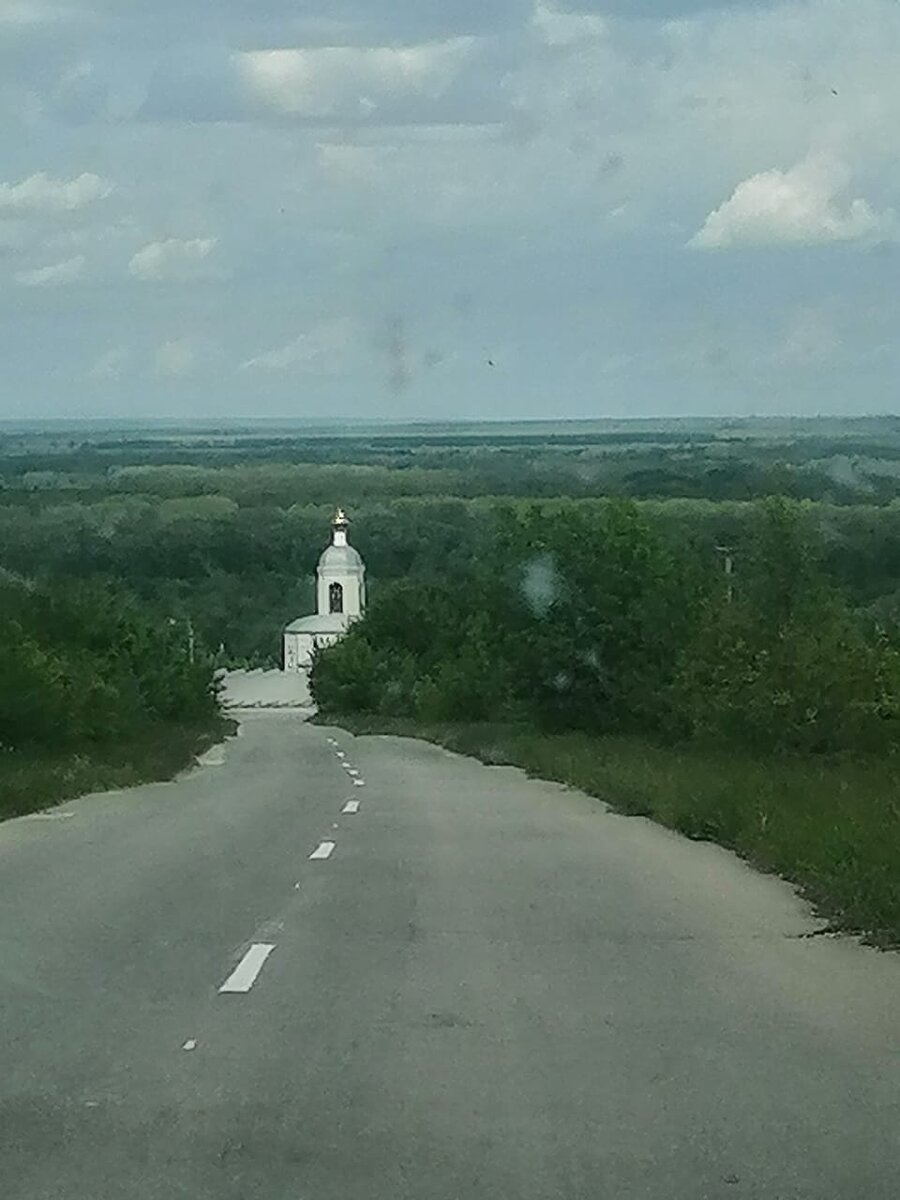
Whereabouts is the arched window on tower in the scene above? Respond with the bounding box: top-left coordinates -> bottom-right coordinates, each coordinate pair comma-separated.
329,582 -> 344,614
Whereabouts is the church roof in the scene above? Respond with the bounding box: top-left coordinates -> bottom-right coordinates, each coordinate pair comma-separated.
284,613 -> 350,635
318,542 -> 364,571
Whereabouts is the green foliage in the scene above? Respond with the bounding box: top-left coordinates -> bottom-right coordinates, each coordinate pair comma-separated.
670,500 -> 900,753
0,720 -> 231,822
0,575 -> 218,754
314,498 -> 900,757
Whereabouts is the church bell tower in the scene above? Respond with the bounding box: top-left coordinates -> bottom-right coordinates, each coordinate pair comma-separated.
316,507 -> 366,619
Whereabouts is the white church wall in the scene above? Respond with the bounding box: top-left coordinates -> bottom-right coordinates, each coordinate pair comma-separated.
284,634 -> 299,672
283,630 -> 347,672
317,572 -> 363,619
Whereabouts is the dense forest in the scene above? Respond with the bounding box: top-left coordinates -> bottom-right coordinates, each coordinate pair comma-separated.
0,573 -> 217,753
311,498 -> 900,757
0,569 -> 223,819
5,417 -> 900,670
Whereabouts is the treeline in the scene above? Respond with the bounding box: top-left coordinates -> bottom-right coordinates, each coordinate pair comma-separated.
311,499 -> 900,756
5,441 -> 900,507
5,487 -> 900,668
0,573 -> 218,754
0,498 -> 494,664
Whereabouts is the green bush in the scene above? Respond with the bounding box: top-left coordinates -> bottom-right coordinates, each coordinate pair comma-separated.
0,576 -> 218,754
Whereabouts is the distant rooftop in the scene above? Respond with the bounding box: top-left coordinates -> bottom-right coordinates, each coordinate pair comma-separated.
284,614 -> 350,635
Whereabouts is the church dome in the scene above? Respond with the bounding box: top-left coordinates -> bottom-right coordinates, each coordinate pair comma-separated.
318,542 -> 364,572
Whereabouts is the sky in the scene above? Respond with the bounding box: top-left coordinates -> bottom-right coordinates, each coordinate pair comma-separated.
1,0 -> 899,421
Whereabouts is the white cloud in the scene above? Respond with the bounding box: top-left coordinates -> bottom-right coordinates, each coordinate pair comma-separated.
128,236 -> 217,282
235,38 -> 474,119
531,1 -> 606,46
241,318 -> 355,372
0,172 -> 112,215
155,338 -> 196,376
14,254 -> 85,286
691,155 -> 893,249
0,0 -> 64,26
89,346 -> 129,380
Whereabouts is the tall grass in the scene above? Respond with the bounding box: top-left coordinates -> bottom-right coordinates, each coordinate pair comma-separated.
0,717 -> 233,822
327,715 -> 900,948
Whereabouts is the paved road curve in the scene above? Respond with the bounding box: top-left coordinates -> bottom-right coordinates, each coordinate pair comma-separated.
2,713 -> 899,1199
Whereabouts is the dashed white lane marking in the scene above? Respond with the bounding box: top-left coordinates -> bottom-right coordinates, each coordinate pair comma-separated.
218,944 -> 276,994
183,1039 -> 198,1051
336,751 -> 345,759
326,738 -> 336,745
347,768 -> 360,777
25,811 -> 75,821
342,800 -> 360,814
309,840 -> 336,860
353,779 -> 365,787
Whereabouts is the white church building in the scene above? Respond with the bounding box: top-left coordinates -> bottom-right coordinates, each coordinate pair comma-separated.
283,508 -> 366,673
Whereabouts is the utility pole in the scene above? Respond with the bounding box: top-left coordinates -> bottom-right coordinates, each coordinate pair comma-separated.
715,545 -> 735,604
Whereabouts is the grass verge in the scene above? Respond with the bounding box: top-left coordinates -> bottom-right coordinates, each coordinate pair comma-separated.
0,716 -> 235,823
318,713 -> 900,949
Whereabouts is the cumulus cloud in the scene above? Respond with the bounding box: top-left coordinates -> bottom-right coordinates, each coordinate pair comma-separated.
0,172 -> 112,215
691,156 -> 893,249
128,236 -> 217,281
155,338 -> 196,376
5,0 -> 900,419
14,253 -> 84,285
241,318 -> 355,372
235,37 -> 475,120
139,26 -> 509,126
554,0 -> 771,15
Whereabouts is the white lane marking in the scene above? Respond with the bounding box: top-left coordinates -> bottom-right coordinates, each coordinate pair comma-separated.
347,768 -> 359,777
218,943 -> 276,994
183,1039 -> 198,1051
309,840 -> 335,860
326,737 -> 336,745
26,811 -> 75,821
353,779 -> 365,787
336,751 -> 346,759
342,800 -> 360,814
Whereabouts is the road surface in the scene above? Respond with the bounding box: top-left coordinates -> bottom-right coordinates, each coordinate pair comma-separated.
2,713 -> 899,1199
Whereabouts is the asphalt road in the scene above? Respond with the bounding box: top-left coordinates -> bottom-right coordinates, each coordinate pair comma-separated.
2,713 -> 899,1200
